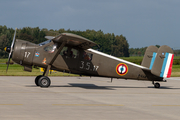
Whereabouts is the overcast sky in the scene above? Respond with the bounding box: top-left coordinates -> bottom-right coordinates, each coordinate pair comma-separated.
0,0 -> 180,48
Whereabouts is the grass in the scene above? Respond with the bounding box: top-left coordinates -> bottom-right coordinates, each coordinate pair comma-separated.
0,59 -> 8,63
0,64 -> 78,76
171,65 -> 180,77
0,58 -> 180,77
174,56 -> 180,59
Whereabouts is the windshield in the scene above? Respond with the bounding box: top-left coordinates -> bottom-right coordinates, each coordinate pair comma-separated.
39,39 -> 51,46
44,44 -> 57,53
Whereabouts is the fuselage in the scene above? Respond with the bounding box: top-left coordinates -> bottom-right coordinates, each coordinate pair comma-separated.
12,39 -> 155,81
33,41 -> 150,80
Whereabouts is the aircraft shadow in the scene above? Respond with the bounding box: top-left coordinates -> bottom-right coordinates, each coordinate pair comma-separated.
147,86 -> 180,89
26,83 -> 180,90
50,84 -> 157,89
51,83 -> 114,90
26,84 -> 113,90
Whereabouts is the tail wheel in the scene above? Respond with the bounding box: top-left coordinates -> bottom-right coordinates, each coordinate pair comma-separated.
35,75 -> 43,86
154,83 -> 160,88
38,76 -> 51,88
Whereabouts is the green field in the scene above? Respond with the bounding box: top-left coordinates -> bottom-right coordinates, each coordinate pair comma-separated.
0,58 -> 180,76
0,59 -> 77,76
171,65 -> 180,77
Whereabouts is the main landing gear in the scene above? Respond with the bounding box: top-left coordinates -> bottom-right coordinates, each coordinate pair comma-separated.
152,81 -> 160,88
35,75 -> 51,88
34,41 -> 66,88
35,65 -> 52,88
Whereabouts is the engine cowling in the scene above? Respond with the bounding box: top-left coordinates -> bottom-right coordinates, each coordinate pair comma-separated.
12,39 -> 37,71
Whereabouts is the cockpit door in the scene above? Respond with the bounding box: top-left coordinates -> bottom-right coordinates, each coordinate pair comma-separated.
60,47 -> 79,70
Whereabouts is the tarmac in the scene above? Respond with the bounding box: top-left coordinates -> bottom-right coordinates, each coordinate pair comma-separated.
0,76 -> 180,120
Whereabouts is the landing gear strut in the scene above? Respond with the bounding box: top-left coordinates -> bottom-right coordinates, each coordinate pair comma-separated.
34,41 -> 66,88
152,81 -> 160,88
35,65 -> 51,88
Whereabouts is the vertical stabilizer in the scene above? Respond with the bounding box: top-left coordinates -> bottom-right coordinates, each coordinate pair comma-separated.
141,46 -> 158,69
151,45 -> 174,78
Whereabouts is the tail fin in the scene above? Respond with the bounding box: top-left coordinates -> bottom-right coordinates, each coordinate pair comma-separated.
141,46 -> 158,69
151,45 -> 174,78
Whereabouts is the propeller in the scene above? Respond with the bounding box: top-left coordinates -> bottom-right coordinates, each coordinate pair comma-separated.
6,28 -> 17,72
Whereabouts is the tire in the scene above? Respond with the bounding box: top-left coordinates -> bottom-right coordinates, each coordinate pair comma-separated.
35,75 -> 43,86
154,83 -> 160,88
38,76 -> 51,88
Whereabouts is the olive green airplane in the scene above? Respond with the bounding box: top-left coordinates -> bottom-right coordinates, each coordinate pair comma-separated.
4,29 -> 174,88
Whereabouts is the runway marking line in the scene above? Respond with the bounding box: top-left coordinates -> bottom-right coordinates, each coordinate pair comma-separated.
1,92 -> 180,94
0,104 -> 23,106
52,104 -> 124,106
153,105 -> 180,107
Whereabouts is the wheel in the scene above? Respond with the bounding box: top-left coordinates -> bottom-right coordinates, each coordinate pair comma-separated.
154,83 -> 160,88
35,75 -> 43,86
38,76 -> 51,88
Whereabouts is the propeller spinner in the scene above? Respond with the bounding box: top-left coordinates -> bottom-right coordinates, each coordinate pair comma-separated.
4,28 -> 17,72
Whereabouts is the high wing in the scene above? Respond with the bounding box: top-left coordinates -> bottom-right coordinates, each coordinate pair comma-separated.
39,33 -> 98,77
52,33 -> 97,49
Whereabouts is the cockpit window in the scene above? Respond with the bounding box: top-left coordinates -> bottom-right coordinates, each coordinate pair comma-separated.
60,47 -> 68,56
71,48 -> 79,58
60,47 -> 79,59
83,52 -> 93,61
44,44 -> 57,53
39,39 -> 51,46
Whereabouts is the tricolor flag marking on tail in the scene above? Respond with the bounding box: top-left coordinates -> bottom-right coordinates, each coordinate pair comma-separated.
149,52 -> 157,69
160,53 -> 174,78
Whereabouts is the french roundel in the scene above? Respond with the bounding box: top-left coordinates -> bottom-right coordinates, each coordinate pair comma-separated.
116,63 -> 128,76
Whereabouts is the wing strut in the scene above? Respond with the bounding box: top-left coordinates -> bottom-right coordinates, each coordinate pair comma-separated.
43,41 -> 66,76
50,41 -> 66,65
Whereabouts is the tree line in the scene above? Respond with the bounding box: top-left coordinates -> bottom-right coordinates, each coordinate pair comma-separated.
129,45 -> 160,56
1,25 -> 180,59
130,45 -> 180,56
0,25 -> 129,58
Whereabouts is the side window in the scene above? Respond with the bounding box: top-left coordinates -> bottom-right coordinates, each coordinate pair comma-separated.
44,44 -> 57,53
71,48 -> 79,58
83,52 -> 93,61
60,47 -> 68,56
60,47 -> 79,59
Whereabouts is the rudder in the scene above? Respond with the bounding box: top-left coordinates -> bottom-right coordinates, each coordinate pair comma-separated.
151,45 -> 174,78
